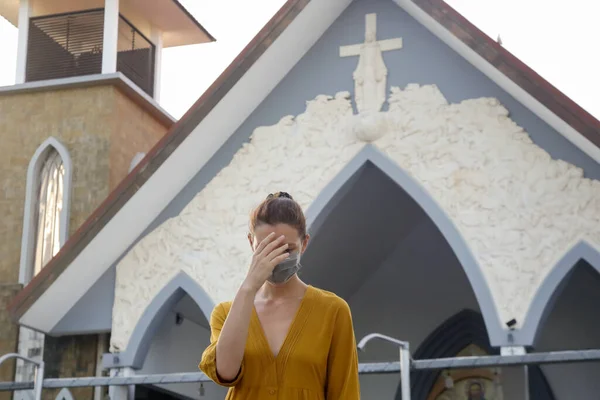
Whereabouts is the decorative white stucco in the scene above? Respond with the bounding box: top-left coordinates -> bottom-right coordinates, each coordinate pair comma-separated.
111,83 -> 600,352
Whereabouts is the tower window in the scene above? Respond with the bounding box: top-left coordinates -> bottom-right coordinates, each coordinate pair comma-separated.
32,149 -> 65,278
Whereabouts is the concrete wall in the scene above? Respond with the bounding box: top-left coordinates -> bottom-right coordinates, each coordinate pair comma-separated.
52,267 -> 115,335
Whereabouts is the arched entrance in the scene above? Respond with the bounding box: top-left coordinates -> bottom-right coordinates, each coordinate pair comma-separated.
528,257 -> 600,398
108,272 -> 226,399
521,240 -> 600,344
398,310 -> 555,400
298,145 -> 504,398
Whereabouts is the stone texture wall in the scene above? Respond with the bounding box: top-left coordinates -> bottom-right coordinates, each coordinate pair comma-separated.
0,82 -> 170,397
0,285 -> 21,400
0,86 -> 110,283
110,91 -> 170,190
0,85 -> 169,283
41,335 -> 100,400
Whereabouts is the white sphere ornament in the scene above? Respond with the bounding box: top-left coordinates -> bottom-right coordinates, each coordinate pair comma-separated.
351,111 -> 389,142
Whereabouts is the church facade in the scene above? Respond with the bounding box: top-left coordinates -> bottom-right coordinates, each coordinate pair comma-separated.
3,0 -> 600,399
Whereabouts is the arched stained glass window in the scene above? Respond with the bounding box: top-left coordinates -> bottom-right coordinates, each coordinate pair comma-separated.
32,149 -> 65,277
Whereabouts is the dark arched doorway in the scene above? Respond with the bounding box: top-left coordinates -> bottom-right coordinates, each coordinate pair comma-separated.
299,147 -> 502,398
532,260 -> 600,398
397,309 -> 555,400
112,272 -> 226,399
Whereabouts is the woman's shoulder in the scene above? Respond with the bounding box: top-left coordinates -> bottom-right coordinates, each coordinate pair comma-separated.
310,286 -> 351,313
216,300 -> 233,310
211,301 -> 233,317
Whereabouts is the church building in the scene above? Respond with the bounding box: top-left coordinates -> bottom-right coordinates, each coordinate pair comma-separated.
2,0 -> 600,399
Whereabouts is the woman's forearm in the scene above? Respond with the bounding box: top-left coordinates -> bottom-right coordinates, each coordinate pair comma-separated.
215,285 -> 256,381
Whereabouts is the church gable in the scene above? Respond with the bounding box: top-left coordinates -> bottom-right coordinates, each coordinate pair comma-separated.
10,0 -> 600,347
112,79 -> 600,355
148,0 -> 600,226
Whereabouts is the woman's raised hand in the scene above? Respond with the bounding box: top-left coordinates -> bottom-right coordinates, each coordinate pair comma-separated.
242,233 -> 289,292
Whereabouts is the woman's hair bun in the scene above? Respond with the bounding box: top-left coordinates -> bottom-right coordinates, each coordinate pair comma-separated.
267,191 -> 293,200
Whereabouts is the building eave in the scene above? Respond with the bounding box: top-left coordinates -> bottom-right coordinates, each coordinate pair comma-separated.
0,0 -> 215,47
0,72 -> 176,127
170,0 -> 216,43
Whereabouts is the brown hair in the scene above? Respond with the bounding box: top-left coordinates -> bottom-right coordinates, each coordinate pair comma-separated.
249,192 -> 307,238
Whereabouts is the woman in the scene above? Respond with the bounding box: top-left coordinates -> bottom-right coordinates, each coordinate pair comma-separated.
199,192 -> 360,399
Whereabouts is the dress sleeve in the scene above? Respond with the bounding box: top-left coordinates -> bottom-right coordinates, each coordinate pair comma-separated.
326,300 -> 360,399
198,303 -> 244,387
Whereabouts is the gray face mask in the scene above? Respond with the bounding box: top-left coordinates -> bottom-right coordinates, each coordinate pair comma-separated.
268,252 -> 302,284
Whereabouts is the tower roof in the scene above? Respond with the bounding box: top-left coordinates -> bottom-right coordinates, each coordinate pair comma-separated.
0,0 -> 214,47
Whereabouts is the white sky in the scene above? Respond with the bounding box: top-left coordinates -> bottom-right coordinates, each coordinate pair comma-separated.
0,0 -> 598,120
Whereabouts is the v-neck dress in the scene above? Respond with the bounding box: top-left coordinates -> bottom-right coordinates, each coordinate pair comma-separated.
199,286 -> 360,399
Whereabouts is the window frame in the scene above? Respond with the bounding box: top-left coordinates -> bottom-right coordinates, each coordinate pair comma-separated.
19,137 -> 73,284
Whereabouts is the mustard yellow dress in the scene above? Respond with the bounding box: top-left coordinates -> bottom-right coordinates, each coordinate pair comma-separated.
199,285 -> 360,399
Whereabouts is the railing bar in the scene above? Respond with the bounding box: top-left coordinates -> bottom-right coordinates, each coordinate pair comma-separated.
1,349 -> 600,391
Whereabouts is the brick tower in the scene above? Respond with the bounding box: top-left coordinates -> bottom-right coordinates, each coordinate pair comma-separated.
0,1 -> 213,399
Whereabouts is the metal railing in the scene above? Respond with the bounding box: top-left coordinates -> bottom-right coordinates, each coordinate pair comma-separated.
0,353 -> 44,400
26,9 -> 155,96
27,10 -> 105,82
1,336 -> 600,398
116,15 -> 155,96
358,333 -> 411,400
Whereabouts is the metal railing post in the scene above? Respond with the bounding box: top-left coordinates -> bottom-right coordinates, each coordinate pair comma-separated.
399,343 -> 411,400
357,333 -> 411,400
0,353 -> 45,400
34,360 -> 44,400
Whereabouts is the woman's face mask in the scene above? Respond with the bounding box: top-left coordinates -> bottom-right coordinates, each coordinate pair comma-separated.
268,252 -> 302,284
